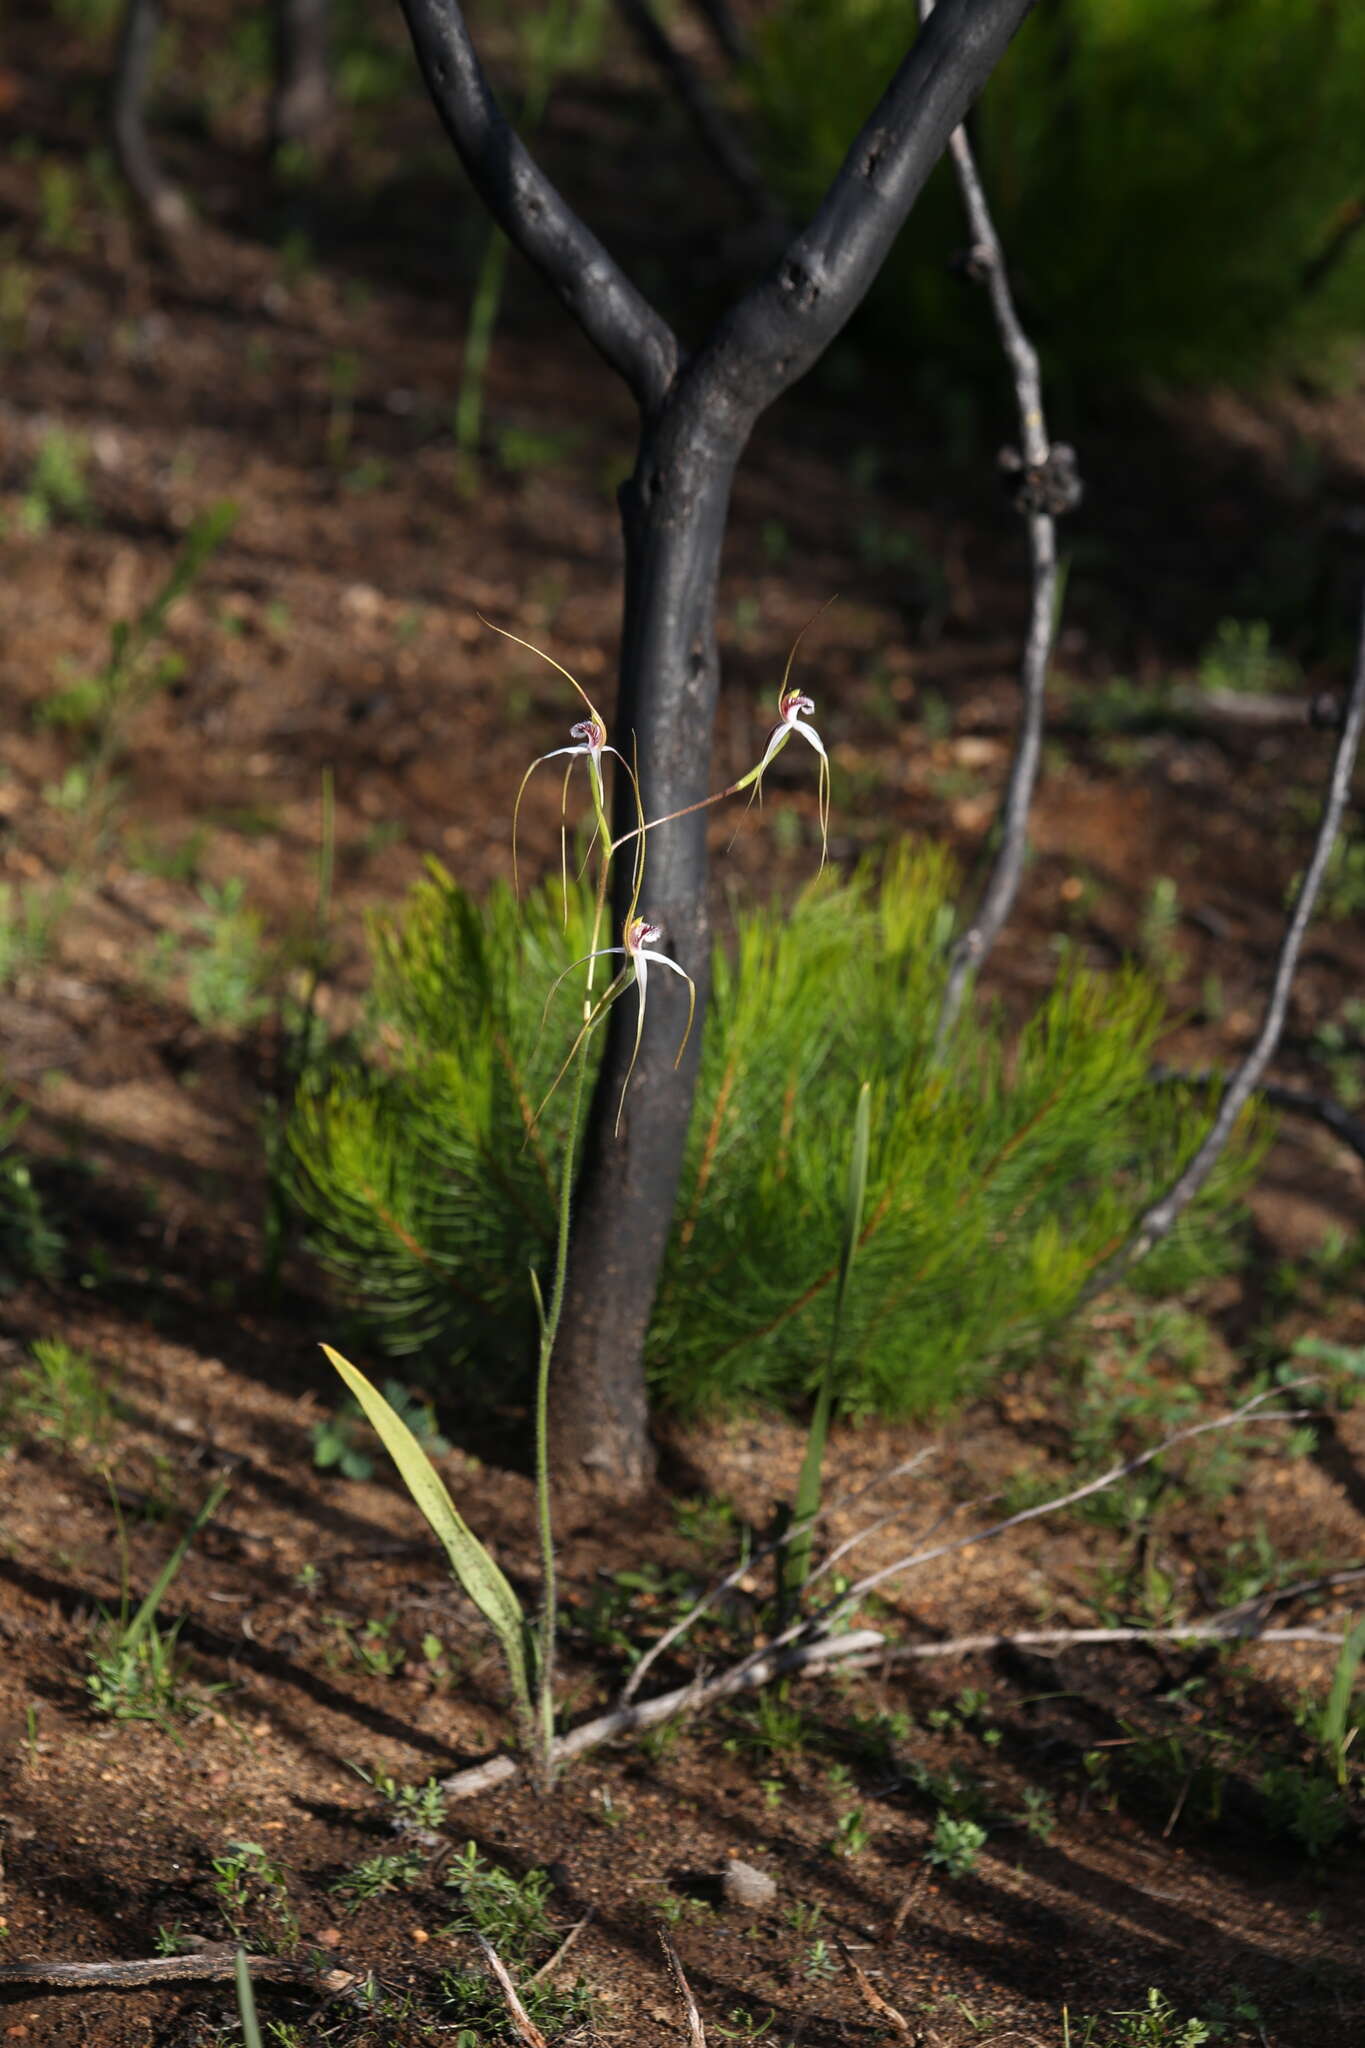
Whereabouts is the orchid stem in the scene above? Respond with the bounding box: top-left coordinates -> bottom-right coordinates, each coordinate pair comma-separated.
530,1011 -> 592,1784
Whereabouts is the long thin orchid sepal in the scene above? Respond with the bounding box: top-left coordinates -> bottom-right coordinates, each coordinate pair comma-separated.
729,675 -> 831,870
483,614 -> 625,910
607,604 -> 835,872
535,914 -> 696,1136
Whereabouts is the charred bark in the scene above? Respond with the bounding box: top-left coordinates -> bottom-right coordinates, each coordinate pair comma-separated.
397,0 -> 1038,1489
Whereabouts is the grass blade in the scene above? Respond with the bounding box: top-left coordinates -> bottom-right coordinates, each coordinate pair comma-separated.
785,1081 -> 872,1601
1321,1611 -> 1365,1784
234,1947 -> 262,2048
125,1476 -> 230,1649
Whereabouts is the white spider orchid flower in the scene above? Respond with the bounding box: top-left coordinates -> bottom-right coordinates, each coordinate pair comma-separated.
735,681 -> 831,867
479,615 -> 627,911
538,914 -> 696,1136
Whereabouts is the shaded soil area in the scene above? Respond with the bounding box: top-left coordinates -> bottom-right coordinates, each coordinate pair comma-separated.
2,4 -> 1365,2043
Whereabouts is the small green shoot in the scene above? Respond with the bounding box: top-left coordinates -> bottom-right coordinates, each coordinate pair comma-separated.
21,426 -> 92,533
925,1813 -> 987,1879
2,1337 -> 115,1449
313,1379 -> 449,1482
331,1850 -> 425,1904
213,1840 -> 299,1952
1318,1613 -> 1365,1785
86,1477 -> 230,1727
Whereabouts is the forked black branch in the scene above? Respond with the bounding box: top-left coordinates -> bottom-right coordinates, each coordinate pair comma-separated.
396,0 -> 1037,1485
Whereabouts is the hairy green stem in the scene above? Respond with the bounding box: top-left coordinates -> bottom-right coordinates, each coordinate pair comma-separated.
531,1036 -> 591,1781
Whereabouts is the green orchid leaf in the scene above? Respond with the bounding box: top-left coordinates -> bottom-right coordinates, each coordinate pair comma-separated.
322,1346 -> 532,1717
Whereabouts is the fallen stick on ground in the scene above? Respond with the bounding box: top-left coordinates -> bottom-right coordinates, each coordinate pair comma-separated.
426,1385 -> 1331,1803
0,1943 -> 360,1997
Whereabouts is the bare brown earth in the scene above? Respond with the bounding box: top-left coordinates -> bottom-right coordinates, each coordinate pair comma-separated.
2,5 -> 1365,2044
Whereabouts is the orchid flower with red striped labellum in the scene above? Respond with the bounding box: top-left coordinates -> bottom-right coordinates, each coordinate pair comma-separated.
538,912 -> 696,1136
486,616 -> 628,915
724,605 -> 834,867
606,603 -> 834,874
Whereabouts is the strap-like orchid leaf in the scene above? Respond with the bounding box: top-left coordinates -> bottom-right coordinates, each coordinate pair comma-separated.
322,1346 -> 533,1718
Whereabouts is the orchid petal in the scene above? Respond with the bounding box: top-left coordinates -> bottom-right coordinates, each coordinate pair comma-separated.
790,716 -> 828,760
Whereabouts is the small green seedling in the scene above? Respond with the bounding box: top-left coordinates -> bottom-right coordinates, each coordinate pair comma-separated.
313,1379 -> 448,1482
86,1477 -> 229,1727
925,1813 -> 987,1879
1318,1613 -> 1365,1785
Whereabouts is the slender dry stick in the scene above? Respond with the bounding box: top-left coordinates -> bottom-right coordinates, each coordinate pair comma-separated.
0,1948 -> 361,1996
1152,1064 -> 1365,1169
433,1390 -> 1319,1803
924,0 -> 1076,1055
618,1449 -> 935,1706
836,1938 -> 912,2035
437,1626 -> 887,1800
528,1911 -> 593,1985
612,0 -> 778,228
840,1624 -> 1351,1669
473,1935 -> 547,2048
720,1384 -> 1312,1686
1082,587 -> 1365,1301
660,1932 -> 708,2048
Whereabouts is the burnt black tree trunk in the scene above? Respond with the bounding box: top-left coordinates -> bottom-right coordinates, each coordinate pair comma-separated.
396,0 -> 1038,1489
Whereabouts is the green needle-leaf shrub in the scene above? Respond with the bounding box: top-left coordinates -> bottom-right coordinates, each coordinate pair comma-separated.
288,846 -> 1262,1420
753,0 -> 1365,387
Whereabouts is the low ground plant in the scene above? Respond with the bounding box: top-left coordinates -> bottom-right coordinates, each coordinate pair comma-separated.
86,1478 -> 230,1727
1,1336 -> 115,1450
292,850 -> 1259,1423
0,1108 -> 58,1288
3,501 -> 235,981
439,1840 -> 592,2038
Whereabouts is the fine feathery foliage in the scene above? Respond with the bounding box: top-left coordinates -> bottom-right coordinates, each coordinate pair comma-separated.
752,0 -> 1365,388
288,846 -> 1264,1420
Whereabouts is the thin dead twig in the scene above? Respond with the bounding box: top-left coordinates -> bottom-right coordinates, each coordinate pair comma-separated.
838,1624 -> 1349,1673
437,1390 -> 1329,1804
1153,1064 -> 1365,1170
923,0 -> 1077,1054
1083,585 -> 1365,1299
0,1944 -> 359,1997
438,1627 -> 886,1801
474,1934 -> 547,2048
620,1449 -> 934,1705
732,1385 -> 1312,1681
660,1931 -> 707,2047
528,1910 -> 593,1984
836,1937 -> 912,2034
612,0 -> 779,231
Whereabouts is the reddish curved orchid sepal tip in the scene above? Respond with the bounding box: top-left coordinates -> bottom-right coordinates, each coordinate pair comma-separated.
608,601 -> 836,873
482,613 -> 620,913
